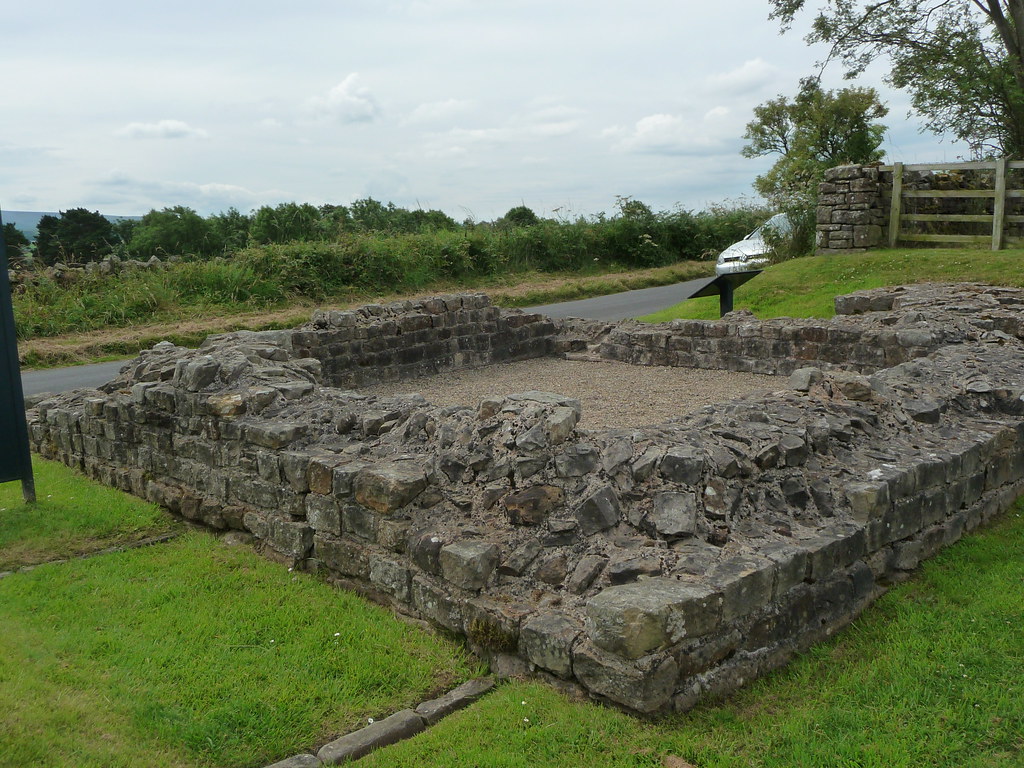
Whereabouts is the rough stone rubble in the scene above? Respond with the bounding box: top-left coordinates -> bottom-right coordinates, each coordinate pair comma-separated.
27,283 -> 1024,714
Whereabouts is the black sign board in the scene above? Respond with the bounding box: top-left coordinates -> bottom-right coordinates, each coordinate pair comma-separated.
681,270 -> 763,317
0,209 -> 35,501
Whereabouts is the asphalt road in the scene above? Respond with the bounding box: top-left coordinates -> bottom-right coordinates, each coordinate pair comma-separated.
21,360 -> 126,397
19,278 -> 714,396
523,276 -> 712,320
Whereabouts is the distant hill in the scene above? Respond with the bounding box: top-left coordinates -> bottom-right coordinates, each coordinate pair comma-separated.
1,210 -> 141,240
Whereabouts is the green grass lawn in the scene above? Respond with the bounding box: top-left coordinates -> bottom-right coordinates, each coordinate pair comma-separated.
642,247 -> 1024,322
0,457 -> 177,571
359,501 -> 1024,767
0,533 -> 476,768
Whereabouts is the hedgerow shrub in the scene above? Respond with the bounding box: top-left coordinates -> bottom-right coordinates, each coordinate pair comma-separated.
13,200 -> 772,339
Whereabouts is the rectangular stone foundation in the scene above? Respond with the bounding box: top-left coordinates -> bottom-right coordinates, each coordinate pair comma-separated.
26,284 -> 1024,714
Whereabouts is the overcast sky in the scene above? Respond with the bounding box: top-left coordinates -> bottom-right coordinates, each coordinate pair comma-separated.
1,0 -> 971,221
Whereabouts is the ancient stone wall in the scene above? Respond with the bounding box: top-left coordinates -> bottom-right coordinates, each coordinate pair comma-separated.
229,294 -> 558,389
597,282 -> 1024,376
26,284 -> 1024,715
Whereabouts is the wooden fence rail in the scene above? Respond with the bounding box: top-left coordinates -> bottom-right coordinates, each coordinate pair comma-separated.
883,159 -> 1024,250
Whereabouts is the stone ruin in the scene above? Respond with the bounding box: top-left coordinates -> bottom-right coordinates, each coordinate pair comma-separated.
26,284 -> 1024,714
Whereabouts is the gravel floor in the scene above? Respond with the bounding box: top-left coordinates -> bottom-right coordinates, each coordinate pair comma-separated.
363,358 -> 779,430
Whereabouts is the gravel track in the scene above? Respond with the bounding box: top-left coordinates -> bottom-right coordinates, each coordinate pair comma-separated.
363,358 -> 779,430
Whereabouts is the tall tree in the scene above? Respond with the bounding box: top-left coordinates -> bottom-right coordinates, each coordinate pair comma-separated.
208,207 -> 252,253
249,202 -> 326,244
35,208 -> 114,264
770,0 -> 1024,156
742,78 -> 888,202
499,205 -> 540,228
129,206 -> 221,259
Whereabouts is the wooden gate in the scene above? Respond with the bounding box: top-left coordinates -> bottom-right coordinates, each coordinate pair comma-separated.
885,159 -> 1024,250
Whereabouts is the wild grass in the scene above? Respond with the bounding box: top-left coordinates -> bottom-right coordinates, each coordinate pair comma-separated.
642,247 -> 1024,322
0,457 -> 176,571
0,532 -> 475,768
17,262 -> 714,369
13,204 -> 765,342
359,500 -> 1024,767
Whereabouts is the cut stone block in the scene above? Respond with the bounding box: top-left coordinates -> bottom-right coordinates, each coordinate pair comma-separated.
520,612 -> 580,678
415,677 -> 495,726
354,461 -> 428,513
440,540 -> 499,590
586,577 -> 722,659
503,485 -> 564,526
575,486 -> 621,535
572,640 -> 678,713
649,491 -> 697,538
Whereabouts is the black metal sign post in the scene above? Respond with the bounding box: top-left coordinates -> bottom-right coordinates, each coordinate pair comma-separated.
0,209 -> 36,502
683,269 -> 763,317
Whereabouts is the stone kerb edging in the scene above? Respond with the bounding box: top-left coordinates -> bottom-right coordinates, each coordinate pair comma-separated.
24,285 -> 1024,715
265,678 -> 494,767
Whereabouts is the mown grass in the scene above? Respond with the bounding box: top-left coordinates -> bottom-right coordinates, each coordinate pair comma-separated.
642,247 -> 1024,322
359,501 -> 1024,767
0,532 -> 476,768
0,457 -> 176,571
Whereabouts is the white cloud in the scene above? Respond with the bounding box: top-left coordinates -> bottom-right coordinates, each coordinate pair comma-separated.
609,113 -> 720,155
706,58 -> 779,96
608,105 -> 743,156
115,120 -> 208,139
307,74 -> 381,123
423,145 -> 468,159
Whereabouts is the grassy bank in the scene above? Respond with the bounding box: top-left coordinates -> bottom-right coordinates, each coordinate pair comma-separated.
642,247 -> 1024,322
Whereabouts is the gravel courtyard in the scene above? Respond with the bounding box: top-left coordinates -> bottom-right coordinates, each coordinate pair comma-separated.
363,357 -> 778,430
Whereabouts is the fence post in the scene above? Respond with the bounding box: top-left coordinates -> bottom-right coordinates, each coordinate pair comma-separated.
992,157 -> 1008,250
888,162 -> 903,247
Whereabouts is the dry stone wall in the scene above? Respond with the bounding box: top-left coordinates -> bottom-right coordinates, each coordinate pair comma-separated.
815,164 -> 889,252
26,285 -> 1024,715
814,162 -> 1022,252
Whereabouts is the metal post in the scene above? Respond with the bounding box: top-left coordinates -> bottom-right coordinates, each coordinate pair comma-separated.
719,278 -> 734,317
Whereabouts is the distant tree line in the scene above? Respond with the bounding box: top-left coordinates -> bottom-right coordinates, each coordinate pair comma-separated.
20,199 -> 465,266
